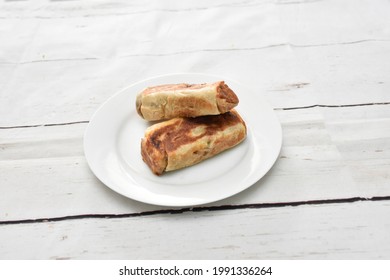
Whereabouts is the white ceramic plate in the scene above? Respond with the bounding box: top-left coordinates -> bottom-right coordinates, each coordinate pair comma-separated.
84,73 -> 282,207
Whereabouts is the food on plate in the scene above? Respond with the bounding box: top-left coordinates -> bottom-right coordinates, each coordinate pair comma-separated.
141,109 -> 247,175
136,81 -> 239,121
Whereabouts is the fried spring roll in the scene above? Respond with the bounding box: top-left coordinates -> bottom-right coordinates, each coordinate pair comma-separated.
141,109 -> 247,175
136,81 -> 239,121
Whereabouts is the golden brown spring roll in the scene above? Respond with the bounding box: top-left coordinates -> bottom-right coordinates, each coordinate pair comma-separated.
136,81 -> 239,121
141,109 -> 247,175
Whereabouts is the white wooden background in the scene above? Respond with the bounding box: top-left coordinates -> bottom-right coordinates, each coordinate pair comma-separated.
1,0 -> 390,259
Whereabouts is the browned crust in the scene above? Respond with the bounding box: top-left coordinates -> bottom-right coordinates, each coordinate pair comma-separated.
141,110 -> 247,175
141,134 -> 168,175
164,110 -> 244,152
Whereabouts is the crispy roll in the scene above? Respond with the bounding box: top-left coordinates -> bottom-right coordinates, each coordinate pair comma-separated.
136,81 -> 239,121
141,109 -> 247,175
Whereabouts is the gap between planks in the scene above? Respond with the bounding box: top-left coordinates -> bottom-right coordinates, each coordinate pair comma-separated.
0,102 -> 390,130
1,195 -> 390,226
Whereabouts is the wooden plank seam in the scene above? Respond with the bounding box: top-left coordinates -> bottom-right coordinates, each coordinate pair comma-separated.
0,102 -> 389,129
1,196 -> 389,226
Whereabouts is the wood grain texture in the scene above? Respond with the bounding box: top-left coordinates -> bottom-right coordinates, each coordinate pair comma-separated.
0,0 -> 389,125
1,200 -> 389,259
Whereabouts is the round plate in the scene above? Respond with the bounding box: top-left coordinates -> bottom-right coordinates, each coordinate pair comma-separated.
84,73 -> 282,206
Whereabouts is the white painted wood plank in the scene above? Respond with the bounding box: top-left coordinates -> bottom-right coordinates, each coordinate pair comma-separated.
1,41 -> 389,125
1,200 -> 389,259
0,123 -> 86,160
1,106 -> 389,220
6,42 -> 390,123
1,0 -> 389,49
0,0 -> 389,125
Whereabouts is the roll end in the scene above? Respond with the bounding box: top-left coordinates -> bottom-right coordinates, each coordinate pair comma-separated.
215,81 -> 239,113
